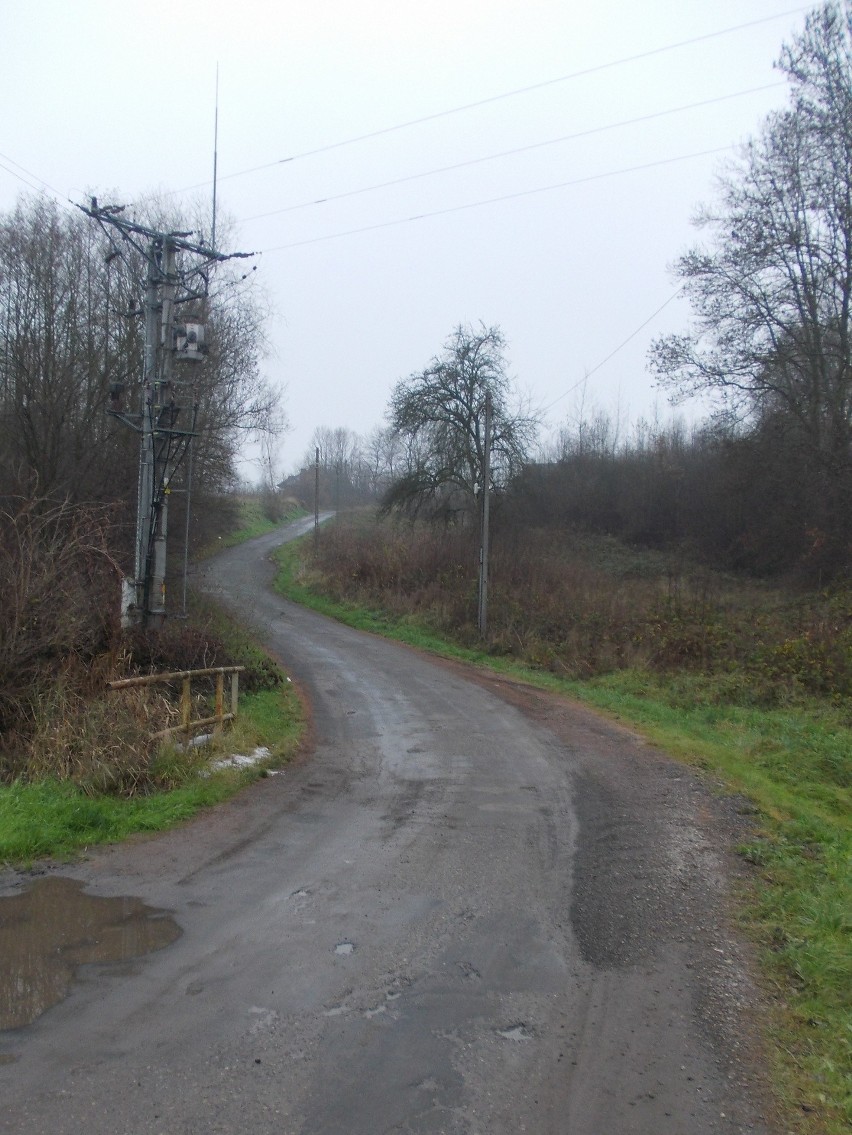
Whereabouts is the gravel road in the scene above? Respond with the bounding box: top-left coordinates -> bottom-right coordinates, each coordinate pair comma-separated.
0,519 -> 774,1134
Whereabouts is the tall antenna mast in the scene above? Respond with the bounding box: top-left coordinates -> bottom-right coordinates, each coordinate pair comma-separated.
211,63 -> 219,252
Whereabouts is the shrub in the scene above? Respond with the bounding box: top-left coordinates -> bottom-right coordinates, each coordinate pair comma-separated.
0,496 -> 121,736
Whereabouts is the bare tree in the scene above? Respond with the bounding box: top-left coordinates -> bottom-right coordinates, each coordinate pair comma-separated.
650,2 -> 852,480
0,197 -> 138,500
383,323 -> 538,520
0,194 -> 285,507
362,426 -> 404,496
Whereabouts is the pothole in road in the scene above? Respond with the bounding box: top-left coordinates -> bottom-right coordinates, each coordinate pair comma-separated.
334,941 -> 356,956
497,1023 -> 533,1042
0,876 -> 182,1030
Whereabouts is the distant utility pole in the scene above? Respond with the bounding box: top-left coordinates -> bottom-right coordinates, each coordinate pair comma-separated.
478,391 -> 492,638
314,446 -> 320,546
81,198 -> 251,627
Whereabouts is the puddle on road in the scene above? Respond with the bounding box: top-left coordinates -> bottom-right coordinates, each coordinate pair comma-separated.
0,876 -> 182,1030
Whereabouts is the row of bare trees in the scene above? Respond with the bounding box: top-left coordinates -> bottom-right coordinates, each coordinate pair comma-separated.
282,423 -> 406,507
0,195 -> 281,511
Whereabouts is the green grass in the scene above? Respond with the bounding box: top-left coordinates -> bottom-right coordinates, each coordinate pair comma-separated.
0,681 -> 304,865
273,533 -> 851,1135
0,580 -> 306,865
566,672 -> 851,1133
0,775 -> 237,862
204,496 -> 307,553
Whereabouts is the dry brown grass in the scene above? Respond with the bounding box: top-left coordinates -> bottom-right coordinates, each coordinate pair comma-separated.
0,496 -> 121,733
309,513 -> 852,700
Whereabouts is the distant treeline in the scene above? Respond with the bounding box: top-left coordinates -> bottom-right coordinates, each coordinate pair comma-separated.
509,413 -> 850,585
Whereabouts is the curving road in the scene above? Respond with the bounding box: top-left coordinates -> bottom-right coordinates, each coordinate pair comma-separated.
0,519 -> 772,1134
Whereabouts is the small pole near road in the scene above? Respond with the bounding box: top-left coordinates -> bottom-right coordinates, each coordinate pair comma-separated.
478,391 -> 492,638
314,446 -> 320,547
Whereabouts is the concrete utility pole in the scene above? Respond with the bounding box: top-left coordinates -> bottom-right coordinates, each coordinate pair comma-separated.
478,391 -> 492,638
135,237 -> 179,624
138,238 -> 183,624
81,199 -> 251,627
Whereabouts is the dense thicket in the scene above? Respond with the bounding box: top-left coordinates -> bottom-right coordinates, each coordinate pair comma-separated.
0,497 -> 120,738
507,414 -> 849,582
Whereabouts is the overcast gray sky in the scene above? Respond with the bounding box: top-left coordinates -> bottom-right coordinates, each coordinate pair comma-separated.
1,1 -> 812,476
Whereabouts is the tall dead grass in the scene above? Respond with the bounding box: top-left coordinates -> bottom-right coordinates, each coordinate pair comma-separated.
0,496 -> 276,793
21,677 -> 156,795
309,514 -> 852,700
0,496 -> 121,734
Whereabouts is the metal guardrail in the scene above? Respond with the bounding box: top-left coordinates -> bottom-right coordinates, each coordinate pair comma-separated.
107,666 -> 246,740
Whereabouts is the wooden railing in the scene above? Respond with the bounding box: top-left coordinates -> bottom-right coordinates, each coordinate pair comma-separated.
107,666 -> 246,740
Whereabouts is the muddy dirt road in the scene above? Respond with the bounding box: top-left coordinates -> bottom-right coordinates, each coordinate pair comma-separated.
0,520 -> 772,1133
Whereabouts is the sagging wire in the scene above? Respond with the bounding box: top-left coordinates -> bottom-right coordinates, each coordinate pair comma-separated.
172,7 -> 807,196
240,83 -> 784,225
541,289 -> 685,416
260,145 -> 734,254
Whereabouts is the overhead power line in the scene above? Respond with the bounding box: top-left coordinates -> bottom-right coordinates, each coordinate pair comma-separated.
175,6 -> 807,196
260,144 -> 734,254
0,151 -> 66,202
240,83 -> 783,224
1,8 -> 804,218
542,291 -> 684,415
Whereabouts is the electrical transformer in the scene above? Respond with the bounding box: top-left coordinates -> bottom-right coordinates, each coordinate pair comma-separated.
173,323 -> 207,362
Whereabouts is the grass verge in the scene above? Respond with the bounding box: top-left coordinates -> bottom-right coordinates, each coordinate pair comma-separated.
273,533 -> 851,1135
0,598 -> 305,866
203,496 -> 306,553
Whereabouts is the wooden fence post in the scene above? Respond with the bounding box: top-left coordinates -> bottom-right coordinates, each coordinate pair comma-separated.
214,671 -> 224,734
106,666 -> 247,741
181,677 -> 191,736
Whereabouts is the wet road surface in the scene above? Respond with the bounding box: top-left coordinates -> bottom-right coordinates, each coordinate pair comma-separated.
0,518 -> 772,1133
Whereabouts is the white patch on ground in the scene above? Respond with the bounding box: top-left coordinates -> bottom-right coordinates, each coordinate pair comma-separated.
208,746 -> 271,772
497,1024 -> 532,1042
199,746 -> 278,778
248,1006 -> 279,1035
